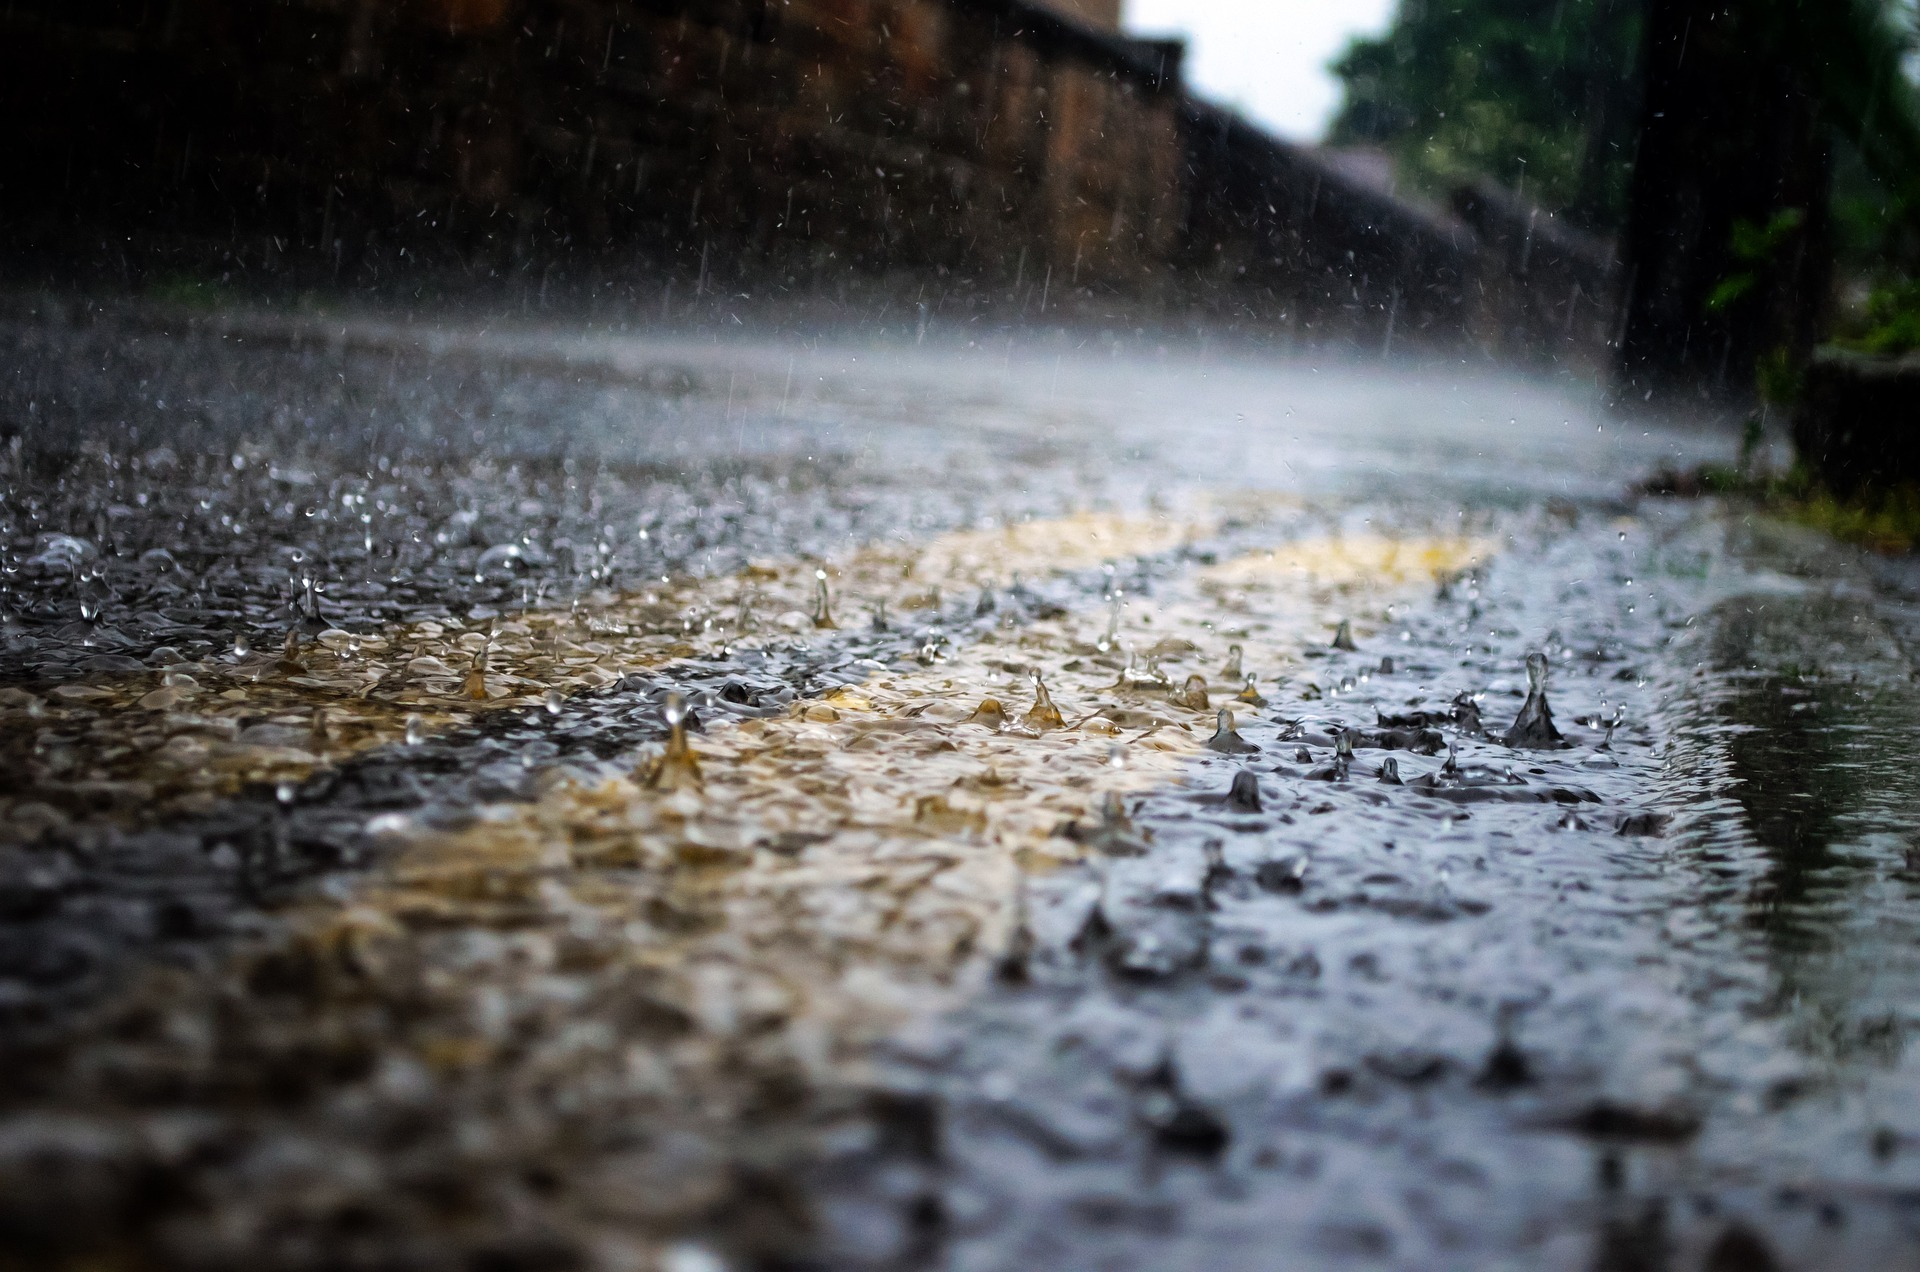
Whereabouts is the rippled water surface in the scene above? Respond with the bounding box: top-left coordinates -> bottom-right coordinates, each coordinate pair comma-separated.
3,304 -> 1918,1272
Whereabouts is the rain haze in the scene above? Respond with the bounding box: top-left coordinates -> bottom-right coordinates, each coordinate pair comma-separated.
3,2 -> 1920,1270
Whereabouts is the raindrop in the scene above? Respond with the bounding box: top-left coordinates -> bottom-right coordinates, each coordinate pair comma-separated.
545,688 -> 564,715
405,714 -> 426,746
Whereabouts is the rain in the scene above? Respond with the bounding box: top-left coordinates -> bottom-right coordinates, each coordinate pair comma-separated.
5,1 -> 1920,1270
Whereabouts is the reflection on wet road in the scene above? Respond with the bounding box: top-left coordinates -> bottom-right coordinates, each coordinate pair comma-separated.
4,303 -> 1919,1271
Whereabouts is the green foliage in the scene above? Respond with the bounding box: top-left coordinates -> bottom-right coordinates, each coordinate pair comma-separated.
1640,460 -> 1920,554
1327,0 -> 1643,231
1707,209 -> 1809,313
1790,482 -> 1920,553
1841,279 -> 1920,355
1767,0 -> 1920,232
146,273 -> 239,310
1755,346 -> 1804,406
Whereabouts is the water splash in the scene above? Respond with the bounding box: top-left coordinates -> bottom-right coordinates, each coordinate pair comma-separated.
1098,591 -> 1123,653
1023,671 -> 1065,732
1207,707 -> 1259,754
967,697 -> 1009,730
642,690 -> 704,791
811,569 -> 837,629
1171,674 -> 1210,711
464,646 -> 491,701
1503,652 -> 1567,749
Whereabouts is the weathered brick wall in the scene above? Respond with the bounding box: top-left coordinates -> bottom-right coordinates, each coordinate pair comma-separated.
0,0 -> 1619,367
0,0 -> 1185,292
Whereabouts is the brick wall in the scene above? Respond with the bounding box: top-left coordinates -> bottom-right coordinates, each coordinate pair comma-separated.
0,0 -> 1184,292
0,0 -> 1618,367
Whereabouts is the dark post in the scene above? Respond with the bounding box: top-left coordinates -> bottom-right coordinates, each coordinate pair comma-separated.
1616,0 -> 1831,414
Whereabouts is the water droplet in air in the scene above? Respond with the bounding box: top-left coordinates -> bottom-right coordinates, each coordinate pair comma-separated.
405,714 -> 426,746
545,688 -> 564,715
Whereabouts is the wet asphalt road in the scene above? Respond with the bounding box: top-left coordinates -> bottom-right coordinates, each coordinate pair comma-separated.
4,298 -> 1920,1272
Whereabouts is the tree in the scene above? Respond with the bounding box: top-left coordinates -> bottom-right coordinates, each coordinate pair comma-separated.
1618,0 -> 1920,407
1328,0 -> 1644,233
